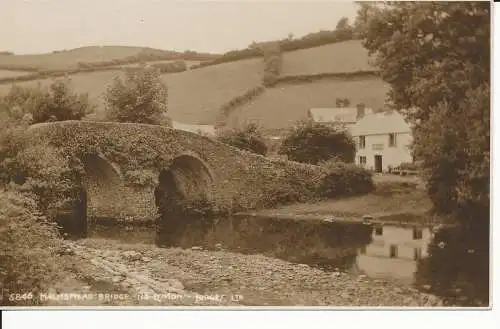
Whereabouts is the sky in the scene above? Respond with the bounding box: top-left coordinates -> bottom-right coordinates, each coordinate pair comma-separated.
0,0 -> 358,55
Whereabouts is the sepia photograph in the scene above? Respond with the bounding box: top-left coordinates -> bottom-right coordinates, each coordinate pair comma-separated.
0,0 -> 492,315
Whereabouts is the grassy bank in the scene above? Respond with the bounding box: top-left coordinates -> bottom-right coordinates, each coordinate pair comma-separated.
258,174 -> 437,225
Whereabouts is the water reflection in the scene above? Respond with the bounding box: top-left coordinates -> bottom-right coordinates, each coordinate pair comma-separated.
155,214 -> 373,271
351,225 -> 432,285
88,214 -> 489,306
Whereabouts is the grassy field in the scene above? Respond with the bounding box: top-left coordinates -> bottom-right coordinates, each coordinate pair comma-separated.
121,59 -> 202,68
225,77 -> 390,130
0,46 -> 164,70
0,57 -> 263,124
0,70 -> 122,116
0,40 -> 385,126
282,40 -> 376,76
0,70 -> 32,78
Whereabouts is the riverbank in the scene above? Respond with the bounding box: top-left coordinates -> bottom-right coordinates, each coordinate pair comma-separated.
257,174 -> 439,226
44,238 -> 445,307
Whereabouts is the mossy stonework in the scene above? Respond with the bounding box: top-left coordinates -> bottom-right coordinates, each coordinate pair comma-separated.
25,121 -> 326,224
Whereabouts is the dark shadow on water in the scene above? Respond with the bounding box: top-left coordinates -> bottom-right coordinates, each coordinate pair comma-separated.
155,213 -> 372,271
414,223 -> 489,307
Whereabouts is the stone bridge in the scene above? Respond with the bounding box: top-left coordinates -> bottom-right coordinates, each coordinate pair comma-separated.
26,121 -> 324,230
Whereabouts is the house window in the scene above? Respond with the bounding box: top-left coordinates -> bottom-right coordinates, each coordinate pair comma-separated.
390,244 -> 398,258
389,133 -> 397,147
412,227 -> 423,240
359,245 -> 366,255
359,136 -> 366,149
359,156 -> 366,166
374,225 -> 383,236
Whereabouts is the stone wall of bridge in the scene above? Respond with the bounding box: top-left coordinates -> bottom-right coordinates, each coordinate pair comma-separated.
26,121 -> 325,223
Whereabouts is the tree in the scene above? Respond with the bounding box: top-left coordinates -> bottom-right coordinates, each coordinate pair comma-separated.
361,2 -> 490,222
278,121 -> 356,165
0,79 -> 94,124
104,68 -> 168,125
336,17 -> 350,30
216,123 -> 268,156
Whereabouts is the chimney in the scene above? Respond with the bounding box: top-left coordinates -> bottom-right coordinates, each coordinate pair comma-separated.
356,103 -> 366,119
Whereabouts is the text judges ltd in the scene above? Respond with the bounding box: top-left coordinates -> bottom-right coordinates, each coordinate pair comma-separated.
137,293 -> 244,303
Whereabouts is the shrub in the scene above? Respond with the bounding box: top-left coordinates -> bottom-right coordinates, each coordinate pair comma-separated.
151,60 -> 187,74
217,123 -> 268,156
215,86 -> 265,127
103,68 -> 168,125
279,121 -> 356,165
317,160 -> 374,198
0,189 -> 64,305
1,79 -> 95,124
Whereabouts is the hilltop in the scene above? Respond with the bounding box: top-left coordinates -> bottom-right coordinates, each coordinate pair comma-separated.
0,39 -> 389,128
0,45 -> 219,73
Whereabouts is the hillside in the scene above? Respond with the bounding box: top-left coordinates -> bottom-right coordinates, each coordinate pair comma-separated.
0,57 -> 263,125
225,77 -> 389,131
282,40 -> 376,76
0,70 -> 31,79
0,40 -> 387,127
0,45 -> 217,71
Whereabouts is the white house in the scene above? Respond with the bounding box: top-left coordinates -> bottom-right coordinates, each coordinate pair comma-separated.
171,121 -> 216,137
350,110 -> 413,172
308,104 -> 374,130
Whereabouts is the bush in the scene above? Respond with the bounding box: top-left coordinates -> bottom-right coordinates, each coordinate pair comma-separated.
151,60 -> 187,74
1,79 -> 95,124
103,68 -> 168,124
217,123 -> 268,156
215,86 -> 265,127
0,189 -> 64,305
317,160 -> 374,198
279,121 -> 356,165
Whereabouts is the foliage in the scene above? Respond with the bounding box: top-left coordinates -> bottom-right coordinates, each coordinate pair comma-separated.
103,68 -> 168,124
0,189 -> 64,305
317,160 -> 374,198
360,2 -> 490,221
1,79 -> 95,124
217,123 -> 268,156
193,27 -> 357,69
271,70 -> 379,86
150,60 -> 187,73
278,121 -> 356,165
215,86 -> 265,127
336,17 -> 351,30
262,42 -> 283,87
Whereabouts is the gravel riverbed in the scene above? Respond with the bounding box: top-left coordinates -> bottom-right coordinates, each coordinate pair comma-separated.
47,238 -> 444,307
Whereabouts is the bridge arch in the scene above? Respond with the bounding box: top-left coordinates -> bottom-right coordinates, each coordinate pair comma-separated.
80,153 -> 122,222
154,153 -> 215,246
155,153 -> 214,207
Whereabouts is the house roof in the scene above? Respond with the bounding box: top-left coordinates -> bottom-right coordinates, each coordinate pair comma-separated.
172,121 -> 215,136
309,107 -> 373,124
350,111 -> 411,136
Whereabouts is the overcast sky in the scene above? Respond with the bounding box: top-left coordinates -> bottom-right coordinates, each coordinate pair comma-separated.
0,0 -> 358,54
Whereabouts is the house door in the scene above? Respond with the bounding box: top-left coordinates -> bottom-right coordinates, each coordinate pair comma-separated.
374,155 -> 383,173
